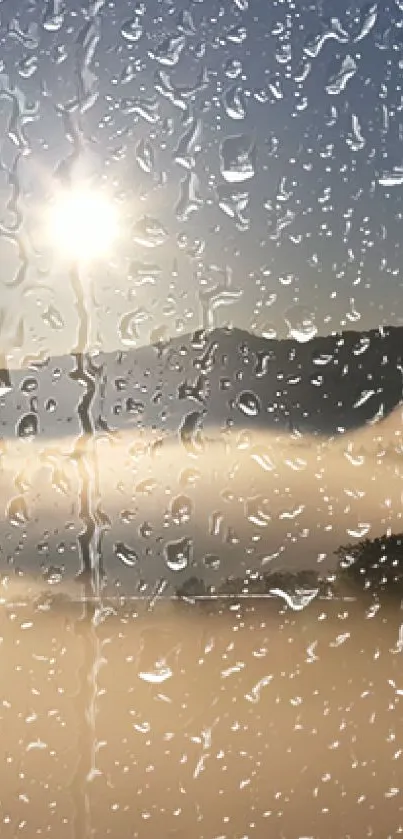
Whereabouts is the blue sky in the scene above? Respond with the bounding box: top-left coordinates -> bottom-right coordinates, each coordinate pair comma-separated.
0,0 -> 402,358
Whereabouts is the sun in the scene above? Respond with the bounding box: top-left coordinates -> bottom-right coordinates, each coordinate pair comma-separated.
47,187 -> 119,262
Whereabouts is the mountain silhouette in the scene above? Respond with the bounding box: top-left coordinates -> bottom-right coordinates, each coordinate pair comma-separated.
1,324 -> 402,597
0,324 -> 402,441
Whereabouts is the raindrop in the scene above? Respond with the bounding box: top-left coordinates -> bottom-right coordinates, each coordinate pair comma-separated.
223,85 -> 246,120
347,524 -> 371,538
285,306 -> 318,343
164,537 -> 192,571
6,495 -> 29,527
209,511 -> 224,537
17,413 -> 38,439
354,2 -> 377,43
20,377 -> 38,394
126,398 -> 145,415
268,587 -> 319,611
220,134 -> 255,183
42,305 -> 65,330
245,675 -> 273,704
139,666 -> 172,684
118,312 -> 141,346
179,410 -> 205,455
52,43 -> 68,64
224,58 -> 243,79
120,509 -> 136,524
139,521 -> 152,538
171,494 -> 193,524
179,467 -> 201,487
177,8 -> 195,33
150,35 -> 186,66
326,55 -> 358,95
176,172 -> 202,220
114,542 -> 138,567
304,18 -> 348,58
250,446 -> 275,471
19,55 -> 38,78
227,25 -> 247,44
119,61 -> 136,84
43,0 -> 64,32
245,495 -> 271,527
133,216 -> 168,247
136,138 -> 155,174
0,373 -> 13,398
236,390 -> 261,417
203,554 -> 221,571
174,114 -> 201,169
121,17 -> 143,42
43,566 -> 64,585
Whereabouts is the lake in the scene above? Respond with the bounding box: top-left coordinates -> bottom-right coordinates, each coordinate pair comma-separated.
1,593 -> 402,838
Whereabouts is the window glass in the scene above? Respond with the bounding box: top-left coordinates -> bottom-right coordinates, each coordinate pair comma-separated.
1,0 -> 402,836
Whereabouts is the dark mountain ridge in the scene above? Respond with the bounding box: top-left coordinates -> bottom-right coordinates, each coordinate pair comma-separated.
0,324 -> 402,441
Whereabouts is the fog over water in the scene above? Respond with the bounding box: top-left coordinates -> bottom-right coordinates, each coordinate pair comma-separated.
0,401 -> 402,596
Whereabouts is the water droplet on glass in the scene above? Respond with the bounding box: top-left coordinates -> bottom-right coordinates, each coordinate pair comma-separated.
19,55 -> 38,78
114,542 -> 138,567
164,537 -> 192,571
171,494 -> 193,524
224,58 -> 243,79
285,306 -> 318,343
250,446 -> 275,472
220,134 -> 255,183
203,554 -> 221,571
245,495 -> 271,527
179,411 -> 205,455
179,468 -> 201,488
6,495 -> 29,527
42,305 -> 65,330
43,0 -> 64,31
326,55 -> 357,95
20,377 -> 38,395
118,311 -> 143,346
268,586 -> 319,611
135,138 -> 155,174
150,35 -> 186,66
223,85 -> 247,120
139,665 -> 172,684
139,521 -> 152,538
237,390 -> 261,417
121,17 -> 143,42
133,216 -> 168,248
227,25 -> 247,44
43,565 -> 64,585
17,412 -> 38,439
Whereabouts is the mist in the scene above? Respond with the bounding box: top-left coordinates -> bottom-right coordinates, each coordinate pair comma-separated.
1,403 -> 402,599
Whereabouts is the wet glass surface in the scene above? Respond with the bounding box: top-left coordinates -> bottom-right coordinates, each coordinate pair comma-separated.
0,0 -> 403,835
1,596 -> 403,838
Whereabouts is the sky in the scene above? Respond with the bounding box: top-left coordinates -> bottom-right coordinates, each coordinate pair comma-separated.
0,0 -> 402,360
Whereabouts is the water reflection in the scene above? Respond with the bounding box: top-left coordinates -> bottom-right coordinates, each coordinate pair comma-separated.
1,595 -> 403,838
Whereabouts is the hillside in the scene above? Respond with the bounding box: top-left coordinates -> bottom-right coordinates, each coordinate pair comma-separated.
0,324 -> 402,441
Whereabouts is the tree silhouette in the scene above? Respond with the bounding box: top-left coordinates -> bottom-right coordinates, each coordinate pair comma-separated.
175,569 -> 333,602
175,576 -> 209,598
336,532 -> 403,595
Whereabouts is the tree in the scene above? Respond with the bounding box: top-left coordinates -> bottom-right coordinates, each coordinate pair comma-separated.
175,576 -> 209,598
336,532 -> 403,595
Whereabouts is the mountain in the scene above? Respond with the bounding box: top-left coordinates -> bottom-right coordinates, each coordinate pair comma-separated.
0,324 -> 403,598
0,324 -> 402,441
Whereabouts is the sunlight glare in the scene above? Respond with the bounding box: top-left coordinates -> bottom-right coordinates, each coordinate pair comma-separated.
48,188 -> 119,261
